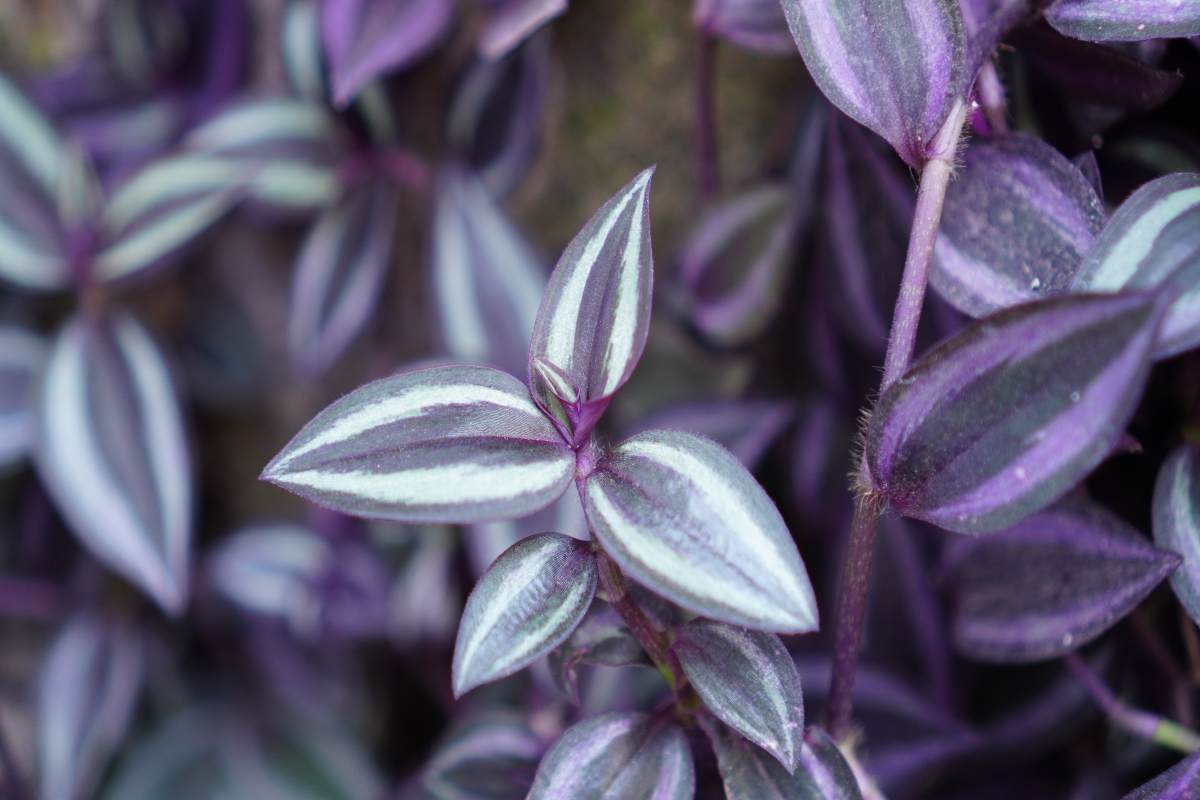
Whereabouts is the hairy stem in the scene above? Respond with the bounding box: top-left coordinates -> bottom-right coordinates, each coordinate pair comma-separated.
695,31 -> 719,201
1066,653 -> 1200,754
595,550 -> 684,690
827,103 -> 968,739
826,494 -> 882,738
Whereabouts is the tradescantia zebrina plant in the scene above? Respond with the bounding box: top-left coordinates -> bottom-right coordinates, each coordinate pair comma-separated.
262,169 -> 844,794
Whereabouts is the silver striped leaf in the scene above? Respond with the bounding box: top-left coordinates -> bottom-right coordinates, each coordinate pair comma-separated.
1072,173 -> 1200,359
528,712 -> 695,800
34,312 -> 193,614
780,0 -> 967,167
0,325 -> 47,467
703,719 -> 863,800
282,0 -> 329,102
673,620 -> 804,772
1046,0 -> 1200,42
38,613 -> 144,800
262,364 -> 575,523
1154,444 -> 1200,627
583,429 -> 817,632
93,154 -> 244,285
0,73 -> 70,291
288,180 -> 398,375
432,167 -> 544,379
383,524 -> 462,646
453,533 -> 597,696
419,711 -> 544,799
528,168 -> 654,446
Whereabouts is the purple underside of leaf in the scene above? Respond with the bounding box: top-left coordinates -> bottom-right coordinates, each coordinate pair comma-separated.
33,312 -> 192,615
322,0 -> 454,107
1013,24 -> 1184,111
478,0 -> 567,61
673,619 -> 804,771
867,292 -> 1164,535
780,0 -> 967,166
527,167 -> 654,444
951,500 -> 1180,663
527,712 -> 694,800
261,364 -> 575,523
931,134 -> 1106,318
1045,0 -> 1200,43
1121,750 -> 1200,799
693,0 -> 795,55
1154,444 -> 1200,626
583,429 -> 817,632
452,533 -> 597,696
288,179 -> 397,376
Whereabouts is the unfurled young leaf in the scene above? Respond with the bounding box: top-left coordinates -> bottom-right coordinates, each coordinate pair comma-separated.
678,184 -> 801,347
1122,751 -> 1200,800
420,711 -> 544,799
94,154 -> 244,285
262,365 -> 575,522
528,167 -> 654,446
288,179 -> 398,375
951,501 -> 1180,662
452,533 -> 597,697
34,312 -> 192,614
867,292 -> 1165,534
549,599 -> 649,705
0,325 -> 46,467
528,712 -> 694,800
321,0 -> 454,107
1072,173 -> 1200,358
780,0 -> 967,166
39,614 -> 144,800
703,719 -> 863,800
673,620 -> 804,771
583,429 -> 817,632
931,135 -> 1106,318
478,0 -> 567,61
432,167 -> 544,378
1045,0 -> 1200,43
1153,444 -> 1200,626
693,0 -> 794,55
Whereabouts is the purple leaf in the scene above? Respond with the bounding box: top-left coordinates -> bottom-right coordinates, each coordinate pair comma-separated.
678,184 -> 801,347
527,168 -> 655,446
478,0 -> 567,61
420,711 -> 543,798
866,292 -> 1165,534
0,325 -> 46,467
1121,751 -> 1200,799
432,167 -> 544,379
583,429 -> 817,632
34,312 -> 193,614
1013,24 -> 1185,111
1045,0 -> 1200,42
702,718 -> 863,800
951,500 -> 1180,662
38,613 -> 144,800
673,619 -> 804,771
693,0 -> 795,55
1153,444 -> 1200,626
528,712 -> 694,799
262,364 -> 575,523
448,34 -> 549,196
633,398 -> 794,470
549,599 -> 649,705
452,533 -> 597,696
930,134 -> 1106,317
289,179 -> 398,375
1072,173 -> 1200,359
780,0 -> 968,166
321,0 -> 454,107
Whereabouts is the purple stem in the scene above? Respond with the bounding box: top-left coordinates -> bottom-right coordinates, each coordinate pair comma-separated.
695,30 -> 719,201
1066,652 -> 1200,753
827,102 -> 968,740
